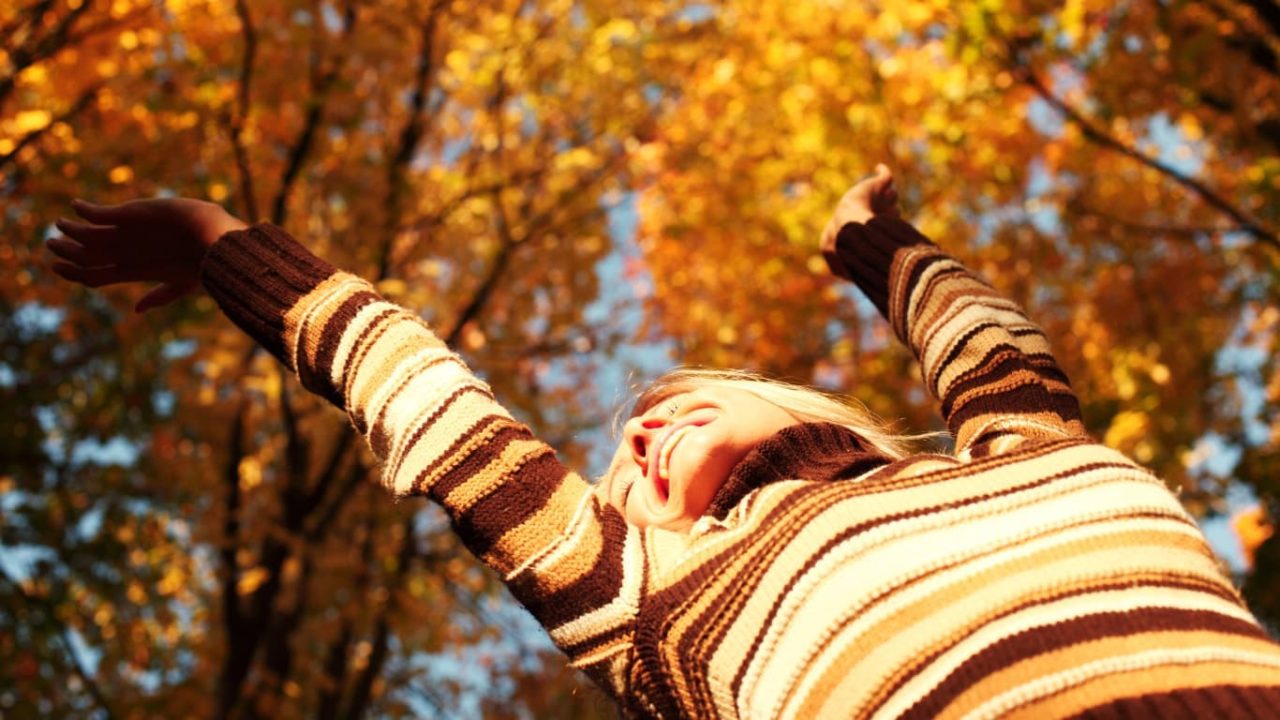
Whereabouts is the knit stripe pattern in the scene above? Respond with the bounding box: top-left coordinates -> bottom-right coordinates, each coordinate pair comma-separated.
201,220 -> 1280,718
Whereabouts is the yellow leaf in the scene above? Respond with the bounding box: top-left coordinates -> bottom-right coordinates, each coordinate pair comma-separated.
13,110 -> 51,134
237,567 -> 270,596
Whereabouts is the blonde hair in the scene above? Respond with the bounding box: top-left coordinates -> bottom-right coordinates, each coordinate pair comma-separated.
624,367 -> 931,460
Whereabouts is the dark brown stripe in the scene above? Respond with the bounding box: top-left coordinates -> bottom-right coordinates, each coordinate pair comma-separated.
948,381 -> 1084,437
725,469 -> 1191,703
1076,684 -> 1280,719
420,415 -> 523,499
458,449 -> 566,561
297,289 -> 381,405
873,573 -> 1247,713
938,347 -> 1072,419
902,607 -> 1272,720
512,504 -> 632,630
373,353 -> 477,468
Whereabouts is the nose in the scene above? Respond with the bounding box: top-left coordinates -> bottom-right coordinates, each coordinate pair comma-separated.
622,415 -> 668,471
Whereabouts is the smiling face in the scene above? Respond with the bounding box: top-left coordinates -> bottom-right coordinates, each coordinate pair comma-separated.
596,386 -> 801,531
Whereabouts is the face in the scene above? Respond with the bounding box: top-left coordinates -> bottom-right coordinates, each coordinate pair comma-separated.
596,386 -> 800,531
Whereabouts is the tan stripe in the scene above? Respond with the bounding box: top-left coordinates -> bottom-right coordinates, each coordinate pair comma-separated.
999,655 -> 1280,720
437,435 -> 549,512
741,467 -> 1194,711
283,273 -> 370,369
794,529 -> 1222,718
493,473 -> 595,584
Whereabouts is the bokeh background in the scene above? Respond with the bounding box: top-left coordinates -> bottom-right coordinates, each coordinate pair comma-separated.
4,0 -> 1280,716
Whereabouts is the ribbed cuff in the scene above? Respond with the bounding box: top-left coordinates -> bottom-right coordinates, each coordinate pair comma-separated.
199,223 -> 339,368
829,216 -> 935,319
704,422 -> 889,520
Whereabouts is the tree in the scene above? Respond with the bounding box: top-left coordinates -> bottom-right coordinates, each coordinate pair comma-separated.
6,0 -> 1280,716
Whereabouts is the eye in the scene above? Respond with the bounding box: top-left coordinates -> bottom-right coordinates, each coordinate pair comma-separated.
664,399 -> 683,417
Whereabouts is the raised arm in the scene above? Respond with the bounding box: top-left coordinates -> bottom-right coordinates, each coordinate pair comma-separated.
821,167 -> 1087,455
48,199 -> 639,695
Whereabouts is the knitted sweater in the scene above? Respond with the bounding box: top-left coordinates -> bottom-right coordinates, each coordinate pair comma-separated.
200,216 -> 1280,718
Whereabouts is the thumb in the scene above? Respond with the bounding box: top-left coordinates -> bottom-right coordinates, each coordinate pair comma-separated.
72,198 -> 136,226
135,280 -> 195,314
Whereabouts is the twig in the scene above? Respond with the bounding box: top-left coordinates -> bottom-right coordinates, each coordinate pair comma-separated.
1017,67 -> 1279,248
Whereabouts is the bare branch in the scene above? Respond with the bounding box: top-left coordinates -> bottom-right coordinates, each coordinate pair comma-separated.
215,398 -> 250,720
0,565 -> 116,719
1017,67 -> 1279,248
0,0 -> 94,109
378,0 -> 451,280
0,83 -> 100,172
227,0 -> 260,221
270,0 -> 358,225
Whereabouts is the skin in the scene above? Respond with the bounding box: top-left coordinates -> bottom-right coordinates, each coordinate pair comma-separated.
48,197 -> 247,313
49,166 -> 900,532
596,387 -> 803,531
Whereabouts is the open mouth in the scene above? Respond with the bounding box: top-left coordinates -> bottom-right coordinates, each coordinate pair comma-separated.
652,423 -> 698,505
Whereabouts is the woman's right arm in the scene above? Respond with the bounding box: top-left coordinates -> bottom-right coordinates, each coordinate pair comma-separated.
49,200 -> 639,695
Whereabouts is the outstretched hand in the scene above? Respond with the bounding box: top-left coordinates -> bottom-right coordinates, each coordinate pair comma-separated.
48,197 -> 248,313
819,164 -> 899,280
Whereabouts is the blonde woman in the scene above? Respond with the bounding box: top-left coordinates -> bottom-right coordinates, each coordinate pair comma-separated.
49,166 -> 1280,717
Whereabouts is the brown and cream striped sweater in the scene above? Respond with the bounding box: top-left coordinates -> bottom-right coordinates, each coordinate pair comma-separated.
200,216 -> 1280,718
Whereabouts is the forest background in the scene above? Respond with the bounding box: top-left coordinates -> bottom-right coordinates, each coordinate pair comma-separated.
4,0 -> 1280,717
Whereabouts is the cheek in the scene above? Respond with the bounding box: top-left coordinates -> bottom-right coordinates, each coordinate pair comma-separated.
672,433 -> 741,509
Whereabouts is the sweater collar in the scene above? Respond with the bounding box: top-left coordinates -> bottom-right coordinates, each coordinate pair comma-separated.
704,422 -> 891,520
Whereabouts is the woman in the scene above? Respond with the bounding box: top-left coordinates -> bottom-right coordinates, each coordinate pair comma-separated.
49,166 -> 1280,717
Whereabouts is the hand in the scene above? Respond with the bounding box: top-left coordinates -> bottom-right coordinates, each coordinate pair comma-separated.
819,164 -> 899,278
47,197 -> 248,313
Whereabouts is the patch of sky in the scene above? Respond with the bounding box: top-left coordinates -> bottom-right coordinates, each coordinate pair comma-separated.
161,338 -> 196,360
676,4 -> 716,24
441,134 -> 472,168
0,362 -> 15,387
12,302 -> 65,338
1141,112 -> 1204,176
70,436 -> 141,468
320,2 -> 344,34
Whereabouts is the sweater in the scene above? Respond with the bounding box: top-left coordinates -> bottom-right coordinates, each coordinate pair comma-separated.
199,215 -> 1280,718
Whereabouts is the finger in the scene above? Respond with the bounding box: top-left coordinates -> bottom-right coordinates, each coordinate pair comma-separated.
136,281 -> 195,313
55,217 -> 119,245
46,237 -> 113,266
49,261 -> 151,289
71,198 -> 136,226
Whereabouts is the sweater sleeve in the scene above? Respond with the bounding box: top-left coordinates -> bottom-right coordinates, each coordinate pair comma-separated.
827,216 -> 1087,455
199,223 -> 640,695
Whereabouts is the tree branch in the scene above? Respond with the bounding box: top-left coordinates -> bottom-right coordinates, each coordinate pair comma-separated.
270,0 -> 358,226
0,565 -> 116,719
1017,66 -> 1279,248
378,0 -> 450,280
0,83 -> 100,173
0,0 -> 94,109
215,398 -> 250,720
227,0 -> 260,221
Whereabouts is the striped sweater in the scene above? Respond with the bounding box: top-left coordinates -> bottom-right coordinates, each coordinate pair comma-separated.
200,216 -> 1280,718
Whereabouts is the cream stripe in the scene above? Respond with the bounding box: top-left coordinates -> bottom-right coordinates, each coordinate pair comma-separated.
511,488 -> 598,578
384,369 -> 503,475
959,647 -> 1280,720
285,275 -> 368,372
869,584 -> 1259,720
330,299 -> 400,394
388,391 -> 512,493
740,470 -> 1201,715
549,521 -> 644,645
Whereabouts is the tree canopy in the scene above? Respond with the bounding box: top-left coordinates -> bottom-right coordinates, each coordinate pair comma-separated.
3,0 -> 1280,716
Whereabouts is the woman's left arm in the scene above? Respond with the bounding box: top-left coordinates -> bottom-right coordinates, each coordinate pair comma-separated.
821,168 -> 1089,457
